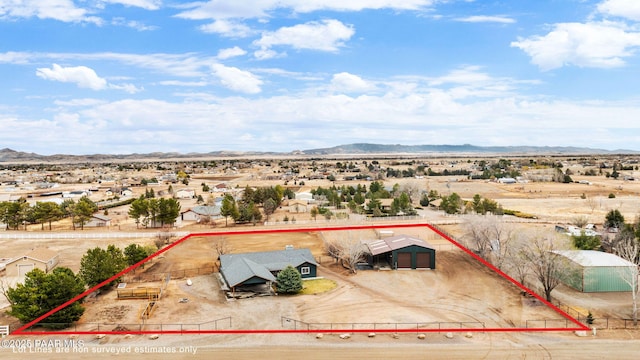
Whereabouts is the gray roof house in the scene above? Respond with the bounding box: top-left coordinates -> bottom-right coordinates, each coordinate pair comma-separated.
219,248 -> 317,290
181,205 -> 222,222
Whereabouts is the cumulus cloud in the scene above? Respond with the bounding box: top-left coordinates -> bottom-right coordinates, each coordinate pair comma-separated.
597,0 -> 640,21
35,64 -> 142,93
111,17 -> 158,31
511,21 -> 640,70
36,64 -> 108,90
253,19 -> 354,58
0,0 -> 100,23
211,63 -> 263,94
454,15 -> 515,24
198,19 -> 253,38
217,46 -> 247,60
331,72 -> 376,93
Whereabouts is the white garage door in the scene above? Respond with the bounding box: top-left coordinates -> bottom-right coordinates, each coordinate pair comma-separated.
18,264 -> 34,276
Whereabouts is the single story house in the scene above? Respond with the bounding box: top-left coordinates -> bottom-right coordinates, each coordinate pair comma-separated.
181,205 -> 222,222
85,213 -> 111,227
286,199 -> 308,213
175,188 -> 196,199
365,235 -> 436,270
219,248 -> 317,291
4,248 -> 59,277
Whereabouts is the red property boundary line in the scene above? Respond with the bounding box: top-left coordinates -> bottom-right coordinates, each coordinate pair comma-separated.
13,223 -> 589,335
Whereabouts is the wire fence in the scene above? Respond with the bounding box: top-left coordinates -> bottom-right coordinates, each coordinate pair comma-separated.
0,231 -> 188,240
19,317 -> 232,333
281,317 -> 485,332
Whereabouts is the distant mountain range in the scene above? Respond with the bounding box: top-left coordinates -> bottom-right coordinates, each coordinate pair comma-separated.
300,143 -> 638,155
0,144 -> 637,163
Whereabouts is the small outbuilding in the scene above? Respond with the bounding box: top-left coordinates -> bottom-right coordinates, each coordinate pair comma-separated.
554,250 -> 637,292
365,235 -> 436,270
4,248 -> 59,277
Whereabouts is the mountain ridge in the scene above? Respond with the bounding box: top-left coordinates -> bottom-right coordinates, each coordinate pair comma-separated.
0,144 -> 637,163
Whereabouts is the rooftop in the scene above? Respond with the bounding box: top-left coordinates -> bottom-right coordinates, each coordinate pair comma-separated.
365,235 -> 434,256
554,250 -> 637,267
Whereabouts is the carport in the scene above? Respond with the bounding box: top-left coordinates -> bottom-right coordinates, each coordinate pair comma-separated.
365,235 -> 436,270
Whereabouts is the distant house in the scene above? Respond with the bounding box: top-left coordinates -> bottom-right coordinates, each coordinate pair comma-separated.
62,190 -> 90,198
497,177 -> 517,184
120,188 -> 134,197
175,188 -> 196,199
181,205 -> 222,222
364,235 -> 436,270
4,248 -> 59,277
85,213 -> 111,227
219,248 -> 317,291
286,199 -> 308,213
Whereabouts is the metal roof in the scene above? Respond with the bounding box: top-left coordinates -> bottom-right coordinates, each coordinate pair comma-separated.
366,235 -> 434,256
554,250 -> 637,267
220,249 -> 317,288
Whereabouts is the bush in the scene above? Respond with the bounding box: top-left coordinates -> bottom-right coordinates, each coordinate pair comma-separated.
608,193 -> 616,198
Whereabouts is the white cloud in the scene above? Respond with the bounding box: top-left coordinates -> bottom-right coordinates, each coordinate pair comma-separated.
101,0 -> 162,10
0,0 -> 100,23
108,83 -> 143,94
217,46 -> 247,60
597,0 -> 640,21
198,20 -> 253,38
331,72 -> 376,93
454,15 -> 515,24
254,19 -> 354,56
511,21 -> 640,70
175,0 -> 434,21
111,17 -> 159,31
211,63 -> 263,94
36,64 -> 108,90
35,63 -> 142,93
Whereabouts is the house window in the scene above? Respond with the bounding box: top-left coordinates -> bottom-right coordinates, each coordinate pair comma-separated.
300,266 -> 311,275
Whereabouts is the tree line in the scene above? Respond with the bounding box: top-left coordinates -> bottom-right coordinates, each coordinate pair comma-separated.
0,197 -> 98,230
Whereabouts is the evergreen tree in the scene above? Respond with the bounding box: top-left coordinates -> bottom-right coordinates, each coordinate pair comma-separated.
276,265 -> 303,294
7,267 -> 85,329
79,245 -> 127,288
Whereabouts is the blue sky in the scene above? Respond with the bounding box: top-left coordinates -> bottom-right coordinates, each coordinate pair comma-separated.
2,0 -> 640,155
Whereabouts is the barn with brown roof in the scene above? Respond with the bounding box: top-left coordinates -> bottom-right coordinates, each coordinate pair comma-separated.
365,235 -> 435,270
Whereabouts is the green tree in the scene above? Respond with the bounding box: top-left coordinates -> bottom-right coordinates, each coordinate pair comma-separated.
0,199 -> 29,230
31,201 -> 63,230
440,193 -> 463,214
124,243 -> 150,266
73,196 -> 98,230
572,232 -> 602,250
220,194 -> 238,227
128,196 -> 149,228
156,198 -> 181,227
605,209 -> 625,230
276,265 -> 303,294
79,245 -> 127,288
6,267 -> 85,329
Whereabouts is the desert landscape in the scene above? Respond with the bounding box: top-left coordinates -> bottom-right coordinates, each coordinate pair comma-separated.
2,153 -> 640,358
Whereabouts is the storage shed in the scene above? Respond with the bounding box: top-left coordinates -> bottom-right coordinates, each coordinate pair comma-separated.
365,235 -> 436,270
554,250 -> 637,292
4,248 -> 59,277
